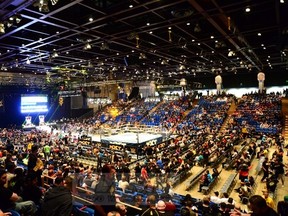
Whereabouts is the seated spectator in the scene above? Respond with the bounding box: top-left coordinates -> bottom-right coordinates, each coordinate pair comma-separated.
156,200 -> 173,216
41,176 -> 73,216
22,172 -> 43,206
198,170 -> 212,193
277,196 -> 288,216
180,199 -> 197,216
107,211 -> 121,216
118,176 -> 129,193
115,203 -> 127,216
235,195 -> 278,216
0,209 -> 12,216
82,172 -> 95,189
210,191 -> 221,204
262,190 -> 275,210
0,169 -> 37,216
140,195 -> 159,216
218,202 -> 229,216
200,197 -> 212,216
238,180 -> 251,203
127,195 -> 144,216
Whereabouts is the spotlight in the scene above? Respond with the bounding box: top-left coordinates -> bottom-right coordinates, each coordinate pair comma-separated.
0,23 -> 5,34
245,7 -> 251,13
26,58 -> 31,64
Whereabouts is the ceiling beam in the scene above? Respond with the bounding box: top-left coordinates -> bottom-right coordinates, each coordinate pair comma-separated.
188,0 -> 262,71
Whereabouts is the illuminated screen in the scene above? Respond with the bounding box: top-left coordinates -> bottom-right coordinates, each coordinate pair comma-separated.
21,95 -> 49,113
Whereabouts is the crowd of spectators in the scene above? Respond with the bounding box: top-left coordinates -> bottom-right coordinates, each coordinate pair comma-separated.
0,92 -> 287,216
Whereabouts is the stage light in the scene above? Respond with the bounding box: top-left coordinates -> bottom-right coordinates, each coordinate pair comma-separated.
26,58 -> 31,64
245,7 -> 251,12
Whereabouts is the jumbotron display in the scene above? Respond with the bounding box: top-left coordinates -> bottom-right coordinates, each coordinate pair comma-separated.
21,95 -> 49,113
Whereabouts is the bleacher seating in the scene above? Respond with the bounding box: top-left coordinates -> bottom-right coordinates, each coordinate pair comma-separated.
186,168 -> 207,191
220,173 -> 237,195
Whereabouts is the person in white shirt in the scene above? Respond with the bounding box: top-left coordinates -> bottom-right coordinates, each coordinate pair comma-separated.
118,176 -> 129,192
210,191 -> 222,204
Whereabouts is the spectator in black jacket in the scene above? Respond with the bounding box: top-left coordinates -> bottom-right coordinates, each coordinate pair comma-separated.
41,176 -> 73,216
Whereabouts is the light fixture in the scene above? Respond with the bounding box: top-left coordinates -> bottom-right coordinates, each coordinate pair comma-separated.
15,14 -> 22,23
26,58 -> 31,64
228,51 -> 235,57
129,4 -> 133,8
38,0 -> 50,12
0,23 -> 5,34
50,0 -> 59,5
146,22 -> 150,26
245,7 -> 251,12
100,42 -> 109,50
89,17 -> 93,22
186,22 -> 190,26
179,64 -> 186,70
257,33 -> 261,36
52,51 -> 58,58
139,53 -> 146,59
84,43 -> 92,50
280,0 -> 285,3
194,23 -> 201,32
6,20 -> 13,28
210,35 -> 214,39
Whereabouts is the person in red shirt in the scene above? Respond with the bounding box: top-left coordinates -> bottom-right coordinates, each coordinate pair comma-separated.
141,165 -> 149,182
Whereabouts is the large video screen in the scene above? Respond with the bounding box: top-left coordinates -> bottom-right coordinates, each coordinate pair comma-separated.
21,95 -> 49,113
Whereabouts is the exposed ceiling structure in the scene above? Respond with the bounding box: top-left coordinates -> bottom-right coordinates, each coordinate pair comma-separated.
0,0 -> 287,88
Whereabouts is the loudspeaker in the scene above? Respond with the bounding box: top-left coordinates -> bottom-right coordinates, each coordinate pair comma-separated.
128,87 -> 139,100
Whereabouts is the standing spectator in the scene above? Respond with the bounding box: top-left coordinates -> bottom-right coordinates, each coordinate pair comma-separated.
134,163 -> 141,182
274,159 -> 285,187
28,145 -> 43,187
43,143 -> 51,161
261,157 -> 269,182
141,165 -> 149,182
93,165 -> 116,216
